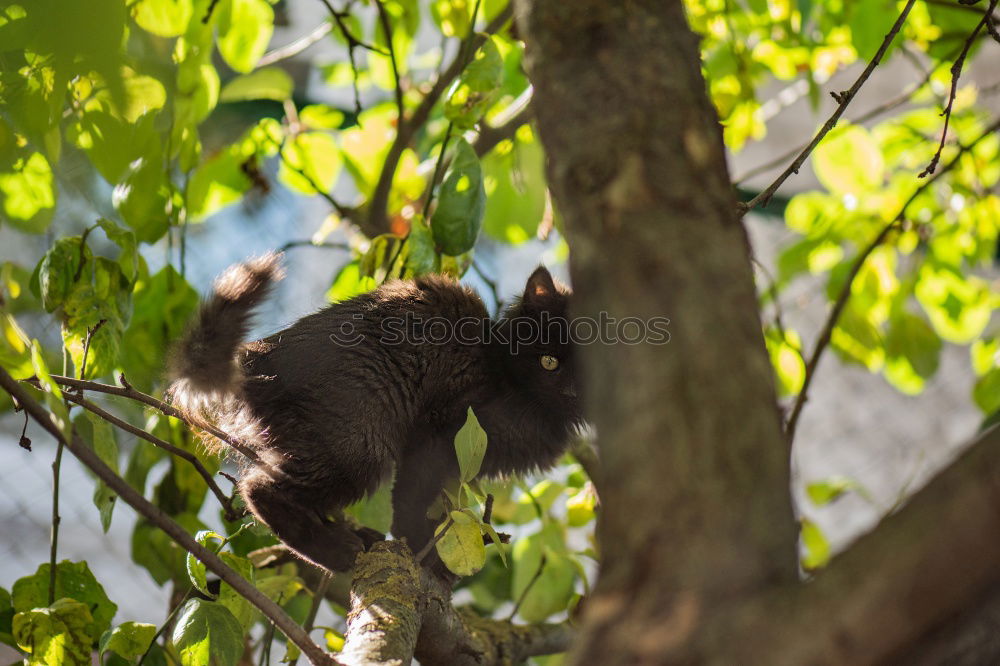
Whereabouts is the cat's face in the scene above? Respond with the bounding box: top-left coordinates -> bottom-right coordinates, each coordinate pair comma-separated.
501,267 -> 582,425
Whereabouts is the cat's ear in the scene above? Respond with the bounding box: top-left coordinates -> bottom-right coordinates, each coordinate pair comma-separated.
523,266 -> 557,304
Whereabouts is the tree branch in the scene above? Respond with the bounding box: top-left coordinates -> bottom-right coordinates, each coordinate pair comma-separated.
337,540 -> 574,665
37,373 -> 264,466
0,366 -> 337,666
784,115 -> 1000,443
738,0 -> 918,215
919,0 -> 997,177
258,22 -> 333,67
373,0 -> 404,118
713,424 -> 1000,665
26,379 -> 240,521
365,5 -> 513,235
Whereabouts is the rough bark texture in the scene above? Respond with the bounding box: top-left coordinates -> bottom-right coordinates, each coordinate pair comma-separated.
335,540 -> 572,665
516,0 -> 798,662
340,542 -> 423,666
710,424 -> 1000,665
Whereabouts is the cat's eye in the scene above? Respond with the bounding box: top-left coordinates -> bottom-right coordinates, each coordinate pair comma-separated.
540,355 -> 559,371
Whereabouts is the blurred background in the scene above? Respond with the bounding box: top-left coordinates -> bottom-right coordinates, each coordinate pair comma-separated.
1,0 -> 998,653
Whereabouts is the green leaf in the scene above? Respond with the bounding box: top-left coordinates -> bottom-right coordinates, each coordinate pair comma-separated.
299,104 -> 345,130
915,264 -> 992,344
96,218 -> 139,283
512,479 -> 566,523
512,534 -> 576,622
764,327 -> 805,397
38,237 -> 90,313
120,68 -> 168,123
813,124 -> 884,196
800,518 -> 831,571
405,217 -> 438,277
112,155 -> 172,243
971,338 -> 998,377
830,302 -> 884,371
12,561 -> 118,641
131,0 -> 193,37
444,36 -> 504,129
13,598 -> 95,666
171,599 -> 244,666
454,407 -> 488,483
883,312 -> 942,395
482,127 -> 547,243
76,412 -> 120,531
220,67 -> 293,102
849,0 -> 896,61
435,510 -> 487,576
0,587 -> 14,649
0,151 -> 55,232
217,552 -> 256,631
278,132 -> 342,195
186,530 -> 225,596
132,513 -> 206,586
327,260 -> 376,303
431,138 -> 486,255
431,0 -> 472,37
479,521 -> 508,566
346,478 -> 394,534
99,622 -> 156,660
566,484 -> 598,527
806,476 -> 858,506
973,368 -> 1000,415
216,0 -> 274,73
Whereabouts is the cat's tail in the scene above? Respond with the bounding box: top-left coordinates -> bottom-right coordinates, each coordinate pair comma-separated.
168,252 -> 284,407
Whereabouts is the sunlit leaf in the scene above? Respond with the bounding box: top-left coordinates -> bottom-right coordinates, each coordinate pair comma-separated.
813,125 -> 884,196
131,0 -> 193,37
220,67 -> 293,102
99,622 -> 156,661
435,510 -> 486,576
216,0 -> 274,73
171,599 -> 244,666
431,138 -> 486,255
12,561 -> 117,641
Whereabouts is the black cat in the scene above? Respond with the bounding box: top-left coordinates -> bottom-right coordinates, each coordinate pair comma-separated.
169,253 -> 583,572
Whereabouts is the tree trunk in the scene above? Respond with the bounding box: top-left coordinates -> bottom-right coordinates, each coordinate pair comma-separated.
516,0 -> 798,662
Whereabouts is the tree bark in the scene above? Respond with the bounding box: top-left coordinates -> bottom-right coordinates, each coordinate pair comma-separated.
517,0 -> 798,662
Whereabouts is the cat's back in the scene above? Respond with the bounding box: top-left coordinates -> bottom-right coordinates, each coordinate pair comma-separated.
238,274 -> 489,409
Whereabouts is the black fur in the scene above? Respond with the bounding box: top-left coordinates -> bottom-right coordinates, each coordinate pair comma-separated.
170,256 -> 583,573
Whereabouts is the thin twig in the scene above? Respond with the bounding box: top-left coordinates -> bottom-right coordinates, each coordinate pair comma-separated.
0,368 -> 337,666
415,517 -> 454,563
509,553 -> 547,620
366,5 -> 513,235
77,319 -> 106,381
202,0 -> 220,23
288,572 -> 333,666
259,22 -> 334,67
470,260 -> 503,312
317,0 -> 388,117
279,240 -> 352,252
919,0 -> 997,177
48,439 -> 64,605
732,50 -> 950,186
738,0 -> 918,214
421,121 -> 455,220
275,137 -> 357,221
30,384 -> 240,520
785,117 -> 1000,443
137,587 -> 193,666
374,0 -> 404,117
37,373 -> 264,467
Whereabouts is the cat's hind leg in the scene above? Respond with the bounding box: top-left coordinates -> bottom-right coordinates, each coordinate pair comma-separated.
240,469 -> 366,572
